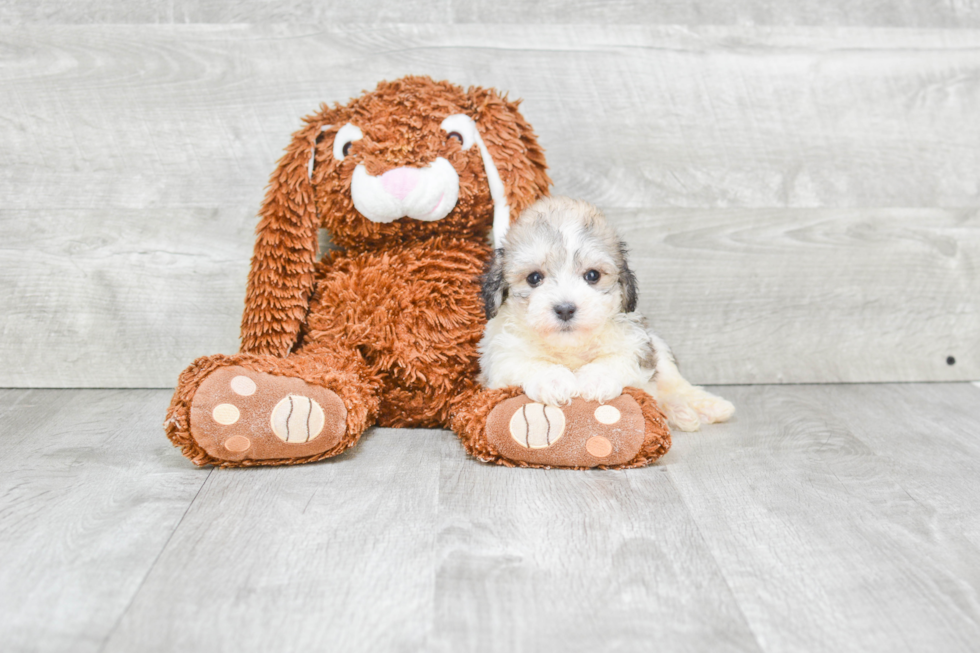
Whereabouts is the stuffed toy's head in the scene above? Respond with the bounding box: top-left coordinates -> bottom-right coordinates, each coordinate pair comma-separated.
243,76 -> 552,356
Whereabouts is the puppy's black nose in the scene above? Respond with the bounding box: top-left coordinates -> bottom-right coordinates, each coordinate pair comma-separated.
553,303 -> 577,322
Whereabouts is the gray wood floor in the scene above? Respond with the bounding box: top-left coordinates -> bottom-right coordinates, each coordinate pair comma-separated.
2,383 -> 979,652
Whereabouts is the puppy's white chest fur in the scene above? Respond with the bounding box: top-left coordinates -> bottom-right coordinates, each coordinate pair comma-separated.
479,304 -> 654,391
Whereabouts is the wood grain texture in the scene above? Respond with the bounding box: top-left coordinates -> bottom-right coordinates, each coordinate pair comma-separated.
0,0 -> 453,25
4,384 -> 980,651
451,1 -> 980,27
429,431 -> 762,653
810,383 -> 980,553
666,383 -> 980,653
4,0 -> 980,27
3,25 -> 979,210
612,207 -> 980,384
0,208 -> 253,388
4,207 -> 975,387
0,389 -> 209,653
2,24 -> 980,386
101,428 -> 445,653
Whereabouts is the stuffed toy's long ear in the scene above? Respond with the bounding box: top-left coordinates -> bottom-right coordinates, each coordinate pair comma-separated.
240,119 -> 328,356
468,87 -> 551,247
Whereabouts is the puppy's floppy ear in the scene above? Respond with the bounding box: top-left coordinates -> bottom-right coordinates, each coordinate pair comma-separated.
618,242 -> 639,313
240,108 -> 337,356
481,248 -> 509,320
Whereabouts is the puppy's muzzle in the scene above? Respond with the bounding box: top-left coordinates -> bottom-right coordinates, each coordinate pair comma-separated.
553,302 -> 577,322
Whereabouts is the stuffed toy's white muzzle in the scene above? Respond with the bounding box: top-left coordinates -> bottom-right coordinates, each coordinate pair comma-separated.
310,115 -> 511,246
350,158 -> 459,223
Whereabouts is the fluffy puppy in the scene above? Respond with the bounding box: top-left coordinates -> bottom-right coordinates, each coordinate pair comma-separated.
479,196 -> 734,432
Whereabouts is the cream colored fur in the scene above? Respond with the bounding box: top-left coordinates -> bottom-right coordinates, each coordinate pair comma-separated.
479,196 -> 734,432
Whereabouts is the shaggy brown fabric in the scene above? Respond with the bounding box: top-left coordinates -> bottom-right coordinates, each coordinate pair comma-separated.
239,77 -> 550,356
165,75 -> 671,469
302,238 -> 490,428
620,387 -> 673,467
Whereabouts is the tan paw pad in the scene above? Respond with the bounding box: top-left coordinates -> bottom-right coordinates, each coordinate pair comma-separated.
230,375 -> 257,396
509,403 -> 566,449
212,403 -> 240,425
270,394 -> 326,443
586,436 -> 613,458
223,436 -> 251,453
594,405 -> 621,424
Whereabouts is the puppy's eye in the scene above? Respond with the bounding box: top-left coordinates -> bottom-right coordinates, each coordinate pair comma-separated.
526,271 -> 544,287
584,269 -> 601,284
333,123 -> 363,161
447,131 -> 463,144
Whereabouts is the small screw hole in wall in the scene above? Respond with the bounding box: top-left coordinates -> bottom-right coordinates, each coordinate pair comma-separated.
947,356 -> 956,366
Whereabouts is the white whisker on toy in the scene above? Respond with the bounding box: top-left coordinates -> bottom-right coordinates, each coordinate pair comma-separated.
478,196 -> 734,432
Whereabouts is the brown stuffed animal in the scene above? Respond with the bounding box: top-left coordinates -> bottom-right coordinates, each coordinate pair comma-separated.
165,76 -> 670,469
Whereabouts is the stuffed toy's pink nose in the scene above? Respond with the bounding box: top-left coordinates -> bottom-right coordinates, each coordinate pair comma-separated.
380,167 -> 420,200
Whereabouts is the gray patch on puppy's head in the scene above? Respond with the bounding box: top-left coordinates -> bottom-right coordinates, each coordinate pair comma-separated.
481,248 -> 508,320
617,241 -> 638,313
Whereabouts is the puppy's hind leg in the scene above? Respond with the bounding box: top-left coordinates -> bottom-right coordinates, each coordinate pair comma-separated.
645,335 -> 734,432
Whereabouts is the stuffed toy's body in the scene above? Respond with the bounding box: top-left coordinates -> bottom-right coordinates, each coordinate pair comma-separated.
165,77 -> 671,469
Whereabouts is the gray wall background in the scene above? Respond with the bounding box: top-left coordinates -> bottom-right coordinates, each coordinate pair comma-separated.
2,2 -> 978,388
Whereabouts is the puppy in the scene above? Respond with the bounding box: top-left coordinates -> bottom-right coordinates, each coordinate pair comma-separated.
479,196 -> 734,432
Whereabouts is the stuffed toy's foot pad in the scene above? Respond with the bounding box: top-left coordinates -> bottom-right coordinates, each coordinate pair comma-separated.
189,366 -> 347,463
486,394 -> 644,468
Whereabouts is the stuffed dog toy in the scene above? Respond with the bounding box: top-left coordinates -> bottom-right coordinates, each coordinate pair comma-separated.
165,76 -> 671,469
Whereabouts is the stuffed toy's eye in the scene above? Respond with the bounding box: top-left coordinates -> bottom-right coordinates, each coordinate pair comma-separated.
333,123 -> 363,161
584,269 -> 601,284
526,271 -> 544,287
439,114 -> 476,150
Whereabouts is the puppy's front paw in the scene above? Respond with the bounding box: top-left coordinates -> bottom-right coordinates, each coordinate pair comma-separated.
575,364 -> 623,403
524,366 -> 578,406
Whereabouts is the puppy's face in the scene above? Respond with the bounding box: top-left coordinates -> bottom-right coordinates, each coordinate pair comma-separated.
483,197 -> 638,347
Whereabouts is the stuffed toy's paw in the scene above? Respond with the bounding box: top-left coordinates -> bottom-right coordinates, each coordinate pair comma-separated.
188,366 -> 348,464
484,393 -> 648,468
453,386 -> 671,469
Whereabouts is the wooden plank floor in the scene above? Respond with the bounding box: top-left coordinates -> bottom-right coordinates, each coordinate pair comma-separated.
1,383 -> 979,652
